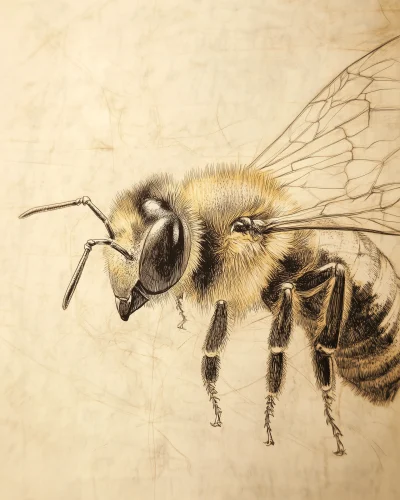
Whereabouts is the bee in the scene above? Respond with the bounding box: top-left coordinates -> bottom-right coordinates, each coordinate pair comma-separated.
19,36 -> 400,455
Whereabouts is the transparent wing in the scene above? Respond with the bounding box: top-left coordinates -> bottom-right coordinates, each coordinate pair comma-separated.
265,184 -> 400,236
250,36 -> 400,236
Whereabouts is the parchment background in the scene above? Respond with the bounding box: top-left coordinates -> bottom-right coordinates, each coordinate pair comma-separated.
1,1 -> 400,499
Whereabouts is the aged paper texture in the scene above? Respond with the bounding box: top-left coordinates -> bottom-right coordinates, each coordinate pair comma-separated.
1,1 -> 400,499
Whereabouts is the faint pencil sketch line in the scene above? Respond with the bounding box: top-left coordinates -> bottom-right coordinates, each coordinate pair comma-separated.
148,307 -> 163,500
154,427 -> 192,473
219,376 -> 264,396
177,334 -> 197,351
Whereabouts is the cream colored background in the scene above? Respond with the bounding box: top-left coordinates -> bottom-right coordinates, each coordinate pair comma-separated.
1,1 -> 400,499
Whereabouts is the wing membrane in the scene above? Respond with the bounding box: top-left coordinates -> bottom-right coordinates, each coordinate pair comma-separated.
266,183 -> 400,236
250,36 -> 400,235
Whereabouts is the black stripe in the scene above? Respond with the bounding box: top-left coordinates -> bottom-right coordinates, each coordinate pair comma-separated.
191,222 -> 222,296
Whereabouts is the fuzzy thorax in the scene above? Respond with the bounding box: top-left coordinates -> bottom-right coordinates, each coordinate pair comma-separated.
178,164 -> 306,319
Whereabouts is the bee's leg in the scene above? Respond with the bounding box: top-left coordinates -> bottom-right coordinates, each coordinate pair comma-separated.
296,263 -> 346,456
175,294 -> 187,329
263,283 -> 294,446
201,300 -> 228,427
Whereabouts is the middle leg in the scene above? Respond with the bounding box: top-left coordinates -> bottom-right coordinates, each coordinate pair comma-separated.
263,283 -> 294,446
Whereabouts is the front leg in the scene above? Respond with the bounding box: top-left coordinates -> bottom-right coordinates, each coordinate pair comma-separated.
263,283 -> 294,446
201,300 -> 228,427
175,294 -> 187,329
296,263 -> 346,456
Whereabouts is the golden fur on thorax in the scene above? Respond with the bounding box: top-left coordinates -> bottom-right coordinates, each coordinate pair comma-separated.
179,165 -> 310,318
104,164 -> 315,320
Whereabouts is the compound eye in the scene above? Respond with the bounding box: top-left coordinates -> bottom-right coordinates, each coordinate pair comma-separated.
139,215 -> 189,294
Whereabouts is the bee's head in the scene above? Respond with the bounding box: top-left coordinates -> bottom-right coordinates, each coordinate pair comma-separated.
104,176 -> 196,321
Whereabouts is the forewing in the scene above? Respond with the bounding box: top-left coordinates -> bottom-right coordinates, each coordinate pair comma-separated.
251,36 -> 400,235
266,183 -> 400,236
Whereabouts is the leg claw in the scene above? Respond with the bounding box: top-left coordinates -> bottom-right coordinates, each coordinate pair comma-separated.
210,421 -> 222,427
264,426 -> 275,446
333,439 -> 346,456
210,413 -> 222,427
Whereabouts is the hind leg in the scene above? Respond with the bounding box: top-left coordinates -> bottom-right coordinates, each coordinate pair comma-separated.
296,263 -> 346,455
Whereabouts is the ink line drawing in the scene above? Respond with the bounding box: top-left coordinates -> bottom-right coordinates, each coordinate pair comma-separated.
19,36 -> 400,456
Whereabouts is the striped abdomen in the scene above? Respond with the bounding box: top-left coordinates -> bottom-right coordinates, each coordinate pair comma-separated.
322,231 -> 400,404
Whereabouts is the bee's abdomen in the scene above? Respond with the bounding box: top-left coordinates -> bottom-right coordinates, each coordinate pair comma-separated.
335,237 -> 400,405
